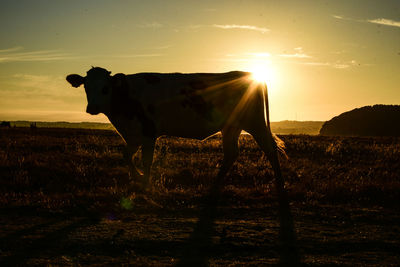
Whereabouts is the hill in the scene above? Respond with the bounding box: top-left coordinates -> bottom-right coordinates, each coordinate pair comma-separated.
320,105 -> 400,136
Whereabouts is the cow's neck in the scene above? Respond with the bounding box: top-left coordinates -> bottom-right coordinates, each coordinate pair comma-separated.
106,112 -> 144,144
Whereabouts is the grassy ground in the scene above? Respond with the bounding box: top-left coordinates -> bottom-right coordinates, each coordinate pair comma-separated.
0,127 -> 399,266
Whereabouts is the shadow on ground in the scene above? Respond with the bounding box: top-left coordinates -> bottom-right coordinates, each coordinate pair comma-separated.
1,200 -> 399,265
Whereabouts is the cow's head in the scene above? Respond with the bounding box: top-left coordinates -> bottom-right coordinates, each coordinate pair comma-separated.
66,67 -> 126,115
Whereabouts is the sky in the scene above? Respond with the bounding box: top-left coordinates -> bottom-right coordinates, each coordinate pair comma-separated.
0,0 -> 399,122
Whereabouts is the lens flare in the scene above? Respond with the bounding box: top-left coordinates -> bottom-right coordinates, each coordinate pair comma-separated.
250,64 -> 270,84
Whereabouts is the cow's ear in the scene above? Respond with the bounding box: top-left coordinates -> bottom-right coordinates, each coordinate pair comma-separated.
112,73 -> 127,90
66,74 -> 85,88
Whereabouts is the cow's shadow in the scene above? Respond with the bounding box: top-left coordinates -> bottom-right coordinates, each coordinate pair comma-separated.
175,181 -> 222,266
0,185 -> 300,266
176,179 -> 300,266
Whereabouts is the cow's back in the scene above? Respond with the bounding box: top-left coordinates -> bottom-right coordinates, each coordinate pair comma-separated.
128,71 -> 249,97
121,71 -> 262,139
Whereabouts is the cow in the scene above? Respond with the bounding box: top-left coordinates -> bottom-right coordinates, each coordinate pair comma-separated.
66,67 -> 286,190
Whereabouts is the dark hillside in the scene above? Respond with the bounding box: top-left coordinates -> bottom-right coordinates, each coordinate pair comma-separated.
320,105 -> 400,136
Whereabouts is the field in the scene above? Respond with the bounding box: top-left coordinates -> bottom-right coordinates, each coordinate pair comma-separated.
0,127 -> 399,266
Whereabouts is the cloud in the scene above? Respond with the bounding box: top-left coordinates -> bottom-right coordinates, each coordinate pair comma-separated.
333,63 -> 350,69
301,59 -> 360,69
279,53 -> 311,58
279,47 -> 311,58
301,61 -> 348,68
0,47 -> 74,63
332,15 -> 400,28
332,15 -> 344,20
213,24 -> 270,33
184,24 -> 270,33
0,46 -> 23,53
302,62 -> 330,67
331,14 -> 359,22
367,18 -> 400,28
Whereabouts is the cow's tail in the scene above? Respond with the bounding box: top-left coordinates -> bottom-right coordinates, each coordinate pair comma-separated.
263,82 -> 287,159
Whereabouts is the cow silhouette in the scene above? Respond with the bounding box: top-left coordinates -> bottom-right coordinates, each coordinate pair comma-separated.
66,67 -> 285,189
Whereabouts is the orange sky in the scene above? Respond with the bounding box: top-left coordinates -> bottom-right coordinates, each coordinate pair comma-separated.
0,0 -> 399,122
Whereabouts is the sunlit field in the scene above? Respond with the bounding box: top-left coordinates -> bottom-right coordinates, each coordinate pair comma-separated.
1,127 -> 399,265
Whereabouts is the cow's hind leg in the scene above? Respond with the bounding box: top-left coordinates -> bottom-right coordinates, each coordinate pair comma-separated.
246,124 -> 284,191
247,124 -> 300,265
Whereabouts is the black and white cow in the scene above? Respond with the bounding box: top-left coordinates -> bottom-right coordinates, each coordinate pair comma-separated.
66,67 -> 285,189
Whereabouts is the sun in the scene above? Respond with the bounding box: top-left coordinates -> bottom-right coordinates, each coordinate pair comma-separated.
248,61 -> 274,84
251,66 -> 269,83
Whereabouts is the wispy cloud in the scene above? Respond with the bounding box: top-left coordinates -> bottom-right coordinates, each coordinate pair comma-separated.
0,46 -> 24,53
331,14 -> 360,22
0,47 -> 74,63
301,59 -> 360,69
332,15 -> 344,20
367,18 -> 400,28
213,24 -> 270,33
279,47 -> 311,58
279,53 -> 311,58
302,62 -> 330,67
332,15 -> 400,28
183,24 -> 270,33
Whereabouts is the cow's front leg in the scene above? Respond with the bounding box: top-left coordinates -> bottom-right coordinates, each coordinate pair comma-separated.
141,138 -> 156,188
123,144 -> 141,180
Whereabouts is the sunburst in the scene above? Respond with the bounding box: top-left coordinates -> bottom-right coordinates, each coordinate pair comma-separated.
249,62 -> 273,84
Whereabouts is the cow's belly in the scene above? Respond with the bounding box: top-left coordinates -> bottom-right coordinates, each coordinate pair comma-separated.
154,104 -> 225,140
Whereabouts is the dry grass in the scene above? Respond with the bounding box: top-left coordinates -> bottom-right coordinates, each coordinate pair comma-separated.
1,128 -> 399,207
